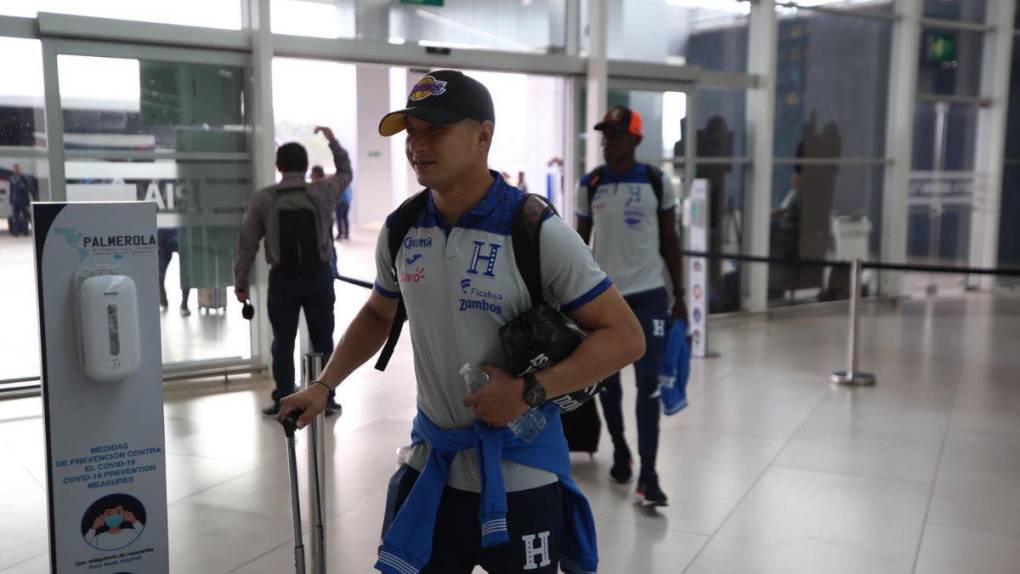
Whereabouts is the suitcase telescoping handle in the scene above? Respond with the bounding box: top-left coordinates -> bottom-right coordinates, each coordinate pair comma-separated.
281,411 -> 301,437
280,409 -> 306,574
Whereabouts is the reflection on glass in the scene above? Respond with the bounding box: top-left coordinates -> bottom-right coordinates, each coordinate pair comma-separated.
600,0 -> 749,71
922,0 -> 986,23
64,159 -> 252,363
999,165 -> 1020,267
917,28 -> 985,97
0,159 -> 49,381
694,161 -> 746,313
0,0 -> 241,30
58,56 -> 249,153
774,7 -> 890,160
696,88 -> 746,157
911,100 -> 978,172
769,158 -> 884,304
0,38 -> 46,148
56,54 -> 253,366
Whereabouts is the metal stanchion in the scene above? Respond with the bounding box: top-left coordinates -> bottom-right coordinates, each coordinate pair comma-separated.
831,259 -> 876,386
303,353 -> 327,574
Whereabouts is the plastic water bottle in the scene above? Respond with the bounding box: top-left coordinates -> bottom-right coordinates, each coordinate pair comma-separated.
460,363 -> 546,442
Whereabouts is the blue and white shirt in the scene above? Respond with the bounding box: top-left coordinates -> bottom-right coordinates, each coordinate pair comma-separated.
375,172 -> 611,493
575,163 -> 677,297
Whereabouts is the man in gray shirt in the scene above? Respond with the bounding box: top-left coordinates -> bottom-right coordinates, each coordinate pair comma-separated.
234,126 -> 352,416
280,71 -> 644,573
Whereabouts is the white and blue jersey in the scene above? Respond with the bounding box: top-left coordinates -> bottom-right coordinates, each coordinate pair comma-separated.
575,163 -> 677,297
375,172 -> 611,493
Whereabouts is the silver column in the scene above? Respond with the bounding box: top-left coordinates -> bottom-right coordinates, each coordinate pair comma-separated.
303,353 -> 327,574
831,259 -> 876,386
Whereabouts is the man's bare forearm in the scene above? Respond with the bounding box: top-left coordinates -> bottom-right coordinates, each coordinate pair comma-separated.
537,321 -> 644,399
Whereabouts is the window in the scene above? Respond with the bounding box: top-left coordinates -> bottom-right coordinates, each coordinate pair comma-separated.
1,0 -> 242,30
272,0 -> 567,54
0,38 -> 45,148
770,4 -> 892,305
58,54 -> 253,366
596,0 -> 750,72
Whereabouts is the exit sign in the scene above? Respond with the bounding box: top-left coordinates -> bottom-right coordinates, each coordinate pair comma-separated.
926,32 -> 956,63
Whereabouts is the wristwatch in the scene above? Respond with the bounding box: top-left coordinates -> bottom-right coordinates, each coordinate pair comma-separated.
521,373 -> 547,408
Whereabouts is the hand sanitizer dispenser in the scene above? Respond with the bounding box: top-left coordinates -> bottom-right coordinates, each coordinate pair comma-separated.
75,270 -> 141,382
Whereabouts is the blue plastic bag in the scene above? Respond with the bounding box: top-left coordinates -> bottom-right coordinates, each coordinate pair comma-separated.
659,320 -> 691,415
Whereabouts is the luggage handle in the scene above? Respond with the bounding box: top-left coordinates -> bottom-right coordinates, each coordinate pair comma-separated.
280,411 -> 301,438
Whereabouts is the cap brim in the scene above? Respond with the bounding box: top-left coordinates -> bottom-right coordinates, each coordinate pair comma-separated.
594,121 -> 628,132
378,107 -> 466,137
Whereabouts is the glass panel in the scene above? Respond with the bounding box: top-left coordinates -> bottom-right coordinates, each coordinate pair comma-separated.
693,161 -> 746,313
272,0 -> 355,39
599,0 -> 749,72
999,164 -> 1020,267
1005,41 -> 1020,160
911,100 -> 978,172
1000,41 -> 1020,267
768,165 -> 884,304
57,55 -> 253,367
917,28 -> 985,97
1,0 -> 241,29
0,157 -> 48,382
272,58 -> 358,179
273,0 -> 568,54
0,38 -> 46,148
58,56 -> 248,154
906,174 -> 978,265
774,7 -> 891,160
695,87 -> 746,158
606,89 -> 689,163
781,1 -> 893,13
922,0 -> 987,23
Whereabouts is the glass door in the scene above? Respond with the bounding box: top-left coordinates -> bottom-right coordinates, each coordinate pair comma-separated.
45,39 -> 255,369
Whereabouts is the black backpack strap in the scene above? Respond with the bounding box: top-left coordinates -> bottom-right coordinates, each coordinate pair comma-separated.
645,163 -> 664,207
511,194 -> 558,305
375,190 -> 429,372
584,166 -> 605,213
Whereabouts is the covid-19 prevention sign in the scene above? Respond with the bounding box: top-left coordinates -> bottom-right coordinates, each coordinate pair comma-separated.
33,202 -> 169,573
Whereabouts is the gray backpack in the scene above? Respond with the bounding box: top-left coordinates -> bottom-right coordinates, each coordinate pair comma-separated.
266,185 -> 328,273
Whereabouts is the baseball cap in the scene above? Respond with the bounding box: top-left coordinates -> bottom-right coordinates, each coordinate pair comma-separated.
378,69 -> 495,137
594,106 -> 643,138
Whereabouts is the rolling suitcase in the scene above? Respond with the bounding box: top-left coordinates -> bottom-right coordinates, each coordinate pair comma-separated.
197,287 -> 227,313
560,397 -> 601,454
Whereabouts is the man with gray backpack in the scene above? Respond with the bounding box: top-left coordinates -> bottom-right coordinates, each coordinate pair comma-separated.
234,126 -> 352,416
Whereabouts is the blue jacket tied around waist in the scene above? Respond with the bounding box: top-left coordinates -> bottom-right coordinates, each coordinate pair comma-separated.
376,403 -> 598,574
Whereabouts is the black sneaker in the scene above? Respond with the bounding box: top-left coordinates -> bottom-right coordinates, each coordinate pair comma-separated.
180,303 -> 191,317
325,399 -> 342,417
609,449 -> 633,484
635,475 -> 668,507
262,401 -> 281,417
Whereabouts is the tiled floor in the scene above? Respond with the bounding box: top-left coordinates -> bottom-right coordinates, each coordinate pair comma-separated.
1,228 -> 1019,572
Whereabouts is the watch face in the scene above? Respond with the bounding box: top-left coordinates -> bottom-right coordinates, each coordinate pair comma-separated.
525,383 -> 546,407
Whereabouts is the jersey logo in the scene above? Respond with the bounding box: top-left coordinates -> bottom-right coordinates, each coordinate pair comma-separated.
467,241 -> 501,277
409,75 -> 447,101
405,253 -> 423,265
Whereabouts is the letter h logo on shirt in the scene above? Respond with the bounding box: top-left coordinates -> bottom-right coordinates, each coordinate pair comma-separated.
467,241 -> 501,277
